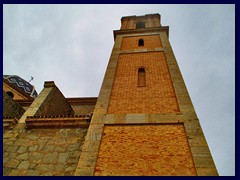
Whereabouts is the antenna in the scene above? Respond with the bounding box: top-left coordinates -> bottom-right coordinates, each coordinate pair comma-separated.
29,76 -> 34,83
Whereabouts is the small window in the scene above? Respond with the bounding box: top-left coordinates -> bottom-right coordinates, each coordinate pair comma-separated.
136,22 -> 145,29
138,39 -> 144,46
138,68 -> 146,87
6,91 -> 14,98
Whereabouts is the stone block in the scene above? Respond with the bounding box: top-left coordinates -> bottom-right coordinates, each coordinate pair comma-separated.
196,168 -> 218,176
42,152 -> 58,163
74,167 -> 95,176
5,159 -> 20,168
65,165 -> 77,172
188,136 -> 208,147
105,114 -> 127,124
17,161 -> 30,170
190,146 -> 211,154
85,132 -> 103,141
193,157 -> 216,168
88,124 -> 104,132
16,153 -> 29,160
25,170 -> 40,176
58,152 -> 69,163
7,145 -> 19,153
146,114 -> 178,123
91,114 -> 105,124
44,81 -> 55,87
192,153 -> 212,158
37,164 -> 53,171
82,140 -> 101,152
125,114 -> 145,123
77,151 -> 99,169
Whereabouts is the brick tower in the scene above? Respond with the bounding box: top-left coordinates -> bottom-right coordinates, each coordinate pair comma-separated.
75,14 -> 218,176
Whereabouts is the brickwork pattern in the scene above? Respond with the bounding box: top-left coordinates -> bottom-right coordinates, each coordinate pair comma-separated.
108,52 -> 179,114
94,124 -> 196,176
121,35 -> 162,51
3,127 -> 87,176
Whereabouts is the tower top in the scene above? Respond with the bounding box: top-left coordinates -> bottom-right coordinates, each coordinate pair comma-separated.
114,13 -> 168,40
121,13 -> 160,21
120,13 -> 161,30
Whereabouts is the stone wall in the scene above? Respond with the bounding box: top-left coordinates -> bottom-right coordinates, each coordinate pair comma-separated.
3,125 -> 87,176
3,91 -> 26,119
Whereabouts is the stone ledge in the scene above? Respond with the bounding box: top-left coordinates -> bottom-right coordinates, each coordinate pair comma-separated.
66,97 -> 97,105
114,26 -> 169,40
3,118 -> 18,130
44,81 -> 55,88
104,113 -> 186,124
119,48 -> 164,54
25,116 -> 91,128
74,167 -> 95,176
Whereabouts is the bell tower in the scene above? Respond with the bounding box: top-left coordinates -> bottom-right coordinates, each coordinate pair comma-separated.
75,14 -> 218,176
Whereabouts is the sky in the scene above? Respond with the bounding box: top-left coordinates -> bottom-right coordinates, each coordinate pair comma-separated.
3,4 -> 235,176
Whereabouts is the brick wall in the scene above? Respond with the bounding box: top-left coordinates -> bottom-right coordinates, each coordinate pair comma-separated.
107,52 -> 179,114
3,127 -> 87,176
121,35 -> 162,50
94,124 -> 196,176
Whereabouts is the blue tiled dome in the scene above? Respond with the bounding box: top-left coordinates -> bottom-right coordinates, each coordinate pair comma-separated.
3,75 -> 38,98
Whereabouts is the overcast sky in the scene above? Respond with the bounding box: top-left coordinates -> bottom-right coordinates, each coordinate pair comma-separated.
3,4 -> 235,176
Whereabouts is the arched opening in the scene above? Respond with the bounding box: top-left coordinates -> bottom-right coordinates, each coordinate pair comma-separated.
6,91 -> 14,98
136,22 -> 145,29
138,68 -> 146,87
138,39 -> 144,46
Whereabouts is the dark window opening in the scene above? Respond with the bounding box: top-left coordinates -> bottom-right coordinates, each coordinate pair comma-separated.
6,91 -> 14,98
138,39 -> 144,46
136,22 -> 145,29
138,68 -> 146,87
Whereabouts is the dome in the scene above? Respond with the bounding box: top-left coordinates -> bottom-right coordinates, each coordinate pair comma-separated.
3,75 -> 38,98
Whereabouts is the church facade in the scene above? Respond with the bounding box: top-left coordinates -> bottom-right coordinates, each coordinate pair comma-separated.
3,14 -> 218,176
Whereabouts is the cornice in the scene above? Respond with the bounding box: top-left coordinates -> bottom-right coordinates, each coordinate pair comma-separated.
113,26 -> 169,40
66,97 -> 98,105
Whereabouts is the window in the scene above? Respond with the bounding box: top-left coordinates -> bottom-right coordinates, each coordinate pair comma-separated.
136,22 -> 145,29
138,68 -> 146,87
6,91 -> 14,98
138,39 -> 144,46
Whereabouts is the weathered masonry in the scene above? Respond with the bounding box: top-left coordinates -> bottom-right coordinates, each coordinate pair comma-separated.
75,14 -> 218,176
3,14 -> 218,176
